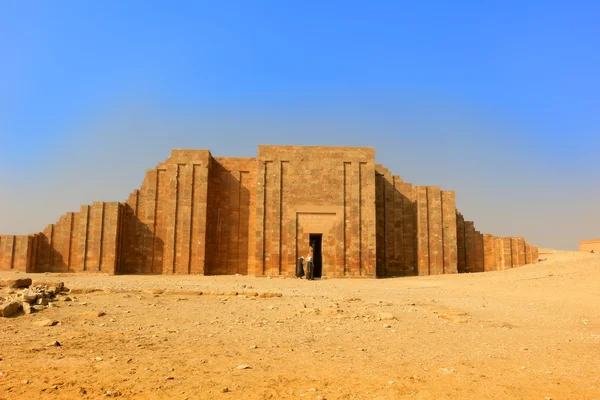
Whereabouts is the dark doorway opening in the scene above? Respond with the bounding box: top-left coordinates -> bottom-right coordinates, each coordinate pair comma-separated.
309,234 -> 323,278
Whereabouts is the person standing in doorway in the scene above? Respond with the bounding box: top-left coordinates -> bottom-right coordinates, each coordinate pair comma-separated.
306,246 -> 314,280
295,256 -> 305,279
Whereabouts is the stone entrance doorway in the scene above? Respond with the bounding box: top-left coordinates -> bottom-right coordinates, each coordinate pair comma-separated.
309,233 -> 323,278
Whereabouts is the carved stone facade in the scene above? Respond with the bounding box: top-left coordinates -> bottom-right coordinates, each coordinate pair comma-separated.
0,145 -> 539,276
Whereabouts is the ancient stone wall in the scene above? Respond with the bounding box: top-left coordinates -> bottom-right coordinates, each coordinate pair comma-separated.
0,235 -> 34,271
0,145 -> 539,277
375,168 -> 457,276
374,167 -> 416,276
26,202 -> 124,273
455,216 -> 539,272
579,239 -> 600,253
256,146 -> 376,277
119,150 -> 212,274
206,157 -> 257,275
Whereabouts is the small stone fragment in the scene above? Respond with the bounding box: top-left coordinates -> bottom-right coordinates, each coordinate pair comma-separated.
21,292 -> 37,303
22,302 -> 32,314
236,364 -> 251,370
35,319 -> 58,327
379,312 -> 396,321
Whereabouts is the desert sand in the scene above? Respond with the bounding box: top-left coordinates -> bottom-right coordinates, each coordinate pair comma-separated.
0,249 -> 599,399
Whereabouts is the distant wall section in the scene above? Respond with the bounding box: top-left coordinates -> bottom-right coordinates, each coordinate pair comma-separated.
579,239 -> 600,253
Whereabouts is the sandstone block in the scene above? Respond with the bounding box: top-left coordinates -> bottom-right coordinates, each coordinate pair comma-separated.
0,301 -> 21,317
7,278 -> 32,288
22,302 -> 32,314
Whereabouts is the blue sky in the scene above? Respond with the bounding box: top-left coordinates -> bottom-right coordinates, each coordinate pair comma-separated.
1,1 -> 599,249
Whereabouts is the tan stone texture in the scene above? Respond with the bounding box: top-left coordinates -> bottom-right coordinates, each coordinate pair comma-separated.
464,221 -> 476,273
532,246 -> 539,262
483,234 -> 496,272
579,239 -> 600,253
255,146 -> 376,278
441,191 -> 458,274
415,186 -> 430,276
525,242 -> 532,264
517,237 -> 526,266
456,213 -> 466,273
503,237 -> 513,269
473,231 -> 484,273
0,146 -> 538,277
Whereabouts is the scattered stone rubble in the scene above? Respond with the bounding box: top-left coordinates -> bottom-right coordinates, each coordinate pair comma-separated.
0,279 -> 70,318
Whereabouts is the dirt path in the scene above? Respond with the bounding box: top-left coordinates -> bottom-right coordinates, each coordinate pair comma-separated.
1,249 -> 599,399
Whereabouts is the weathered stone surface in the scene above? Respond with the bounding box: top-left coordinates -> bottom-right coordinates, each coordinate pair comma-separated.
580,239 -> 600,253
21,291 -> 37,303
22,302 -> 32,314
0,146 -> 538,277
6,278 -> 32,288
0,301 -> 21,317
34,319 -> 58,327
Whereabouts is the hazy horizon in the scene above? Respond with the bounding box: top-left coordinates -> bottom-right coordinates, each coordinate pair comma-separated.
1,1 -> 599,250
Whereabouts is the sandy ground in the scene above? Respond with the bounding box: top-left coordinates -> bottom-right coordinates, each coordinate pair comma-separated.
0,249 -> 599,400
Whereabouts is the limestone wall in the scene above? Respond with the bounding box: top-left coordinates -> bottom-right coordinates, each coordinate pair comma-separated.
26,202 -> 124,273
119,150 -> 211,274
0,145 -> 539,277
255,146 -> 377,277
579,239 -> 600,253
454,227 -> 538,272
0,235 -> 34,271
206,157 -> 257,275
374,167 -> 458,276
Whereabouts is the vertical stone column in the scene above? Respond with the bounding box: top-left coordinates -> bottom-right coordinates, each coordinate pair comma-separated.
494,237 -> 504,270
190,162 -> 210,275
359,162 -> 375,277
29,234 -> 39,272
255,161 -> 267,276
531,246 -> 539,263
392,176 -> 404,276
517,237 -> 526,266
427,187 -> 443,275
398,182 -> 416,276
510,238 -> 519,267
502,238 -> 512,269
416,186 -> 429,275
441,191 -> 458,274
384,175 -> 397,276
85,202 -> 105,271
375,173 -> 385,276
345,162 -> 363,276
483,234 -> 496,271
474,231 -> 484,272
174,165 -> 192,274
99,202 -> 122,274
456,213 -> 466,273
464,221 -> 475,273
137,170 -> 158,274
162,164 -> 179,274
525,242 -> 532,264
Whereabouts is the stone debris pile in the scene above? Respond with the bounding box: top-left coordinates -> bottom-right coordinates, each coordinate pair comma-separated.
0,278 -> 70,318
